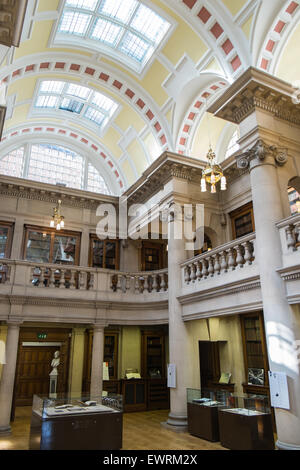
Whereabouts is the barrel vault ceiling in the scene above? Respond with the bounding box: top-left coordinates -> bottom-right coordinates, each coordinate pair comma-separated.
0,0 -> 299,195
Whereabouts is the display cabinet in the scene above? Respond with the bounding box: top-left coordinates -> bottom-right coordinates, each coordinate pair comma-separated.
29,393 -> 123,450
89,235 -> 119,270
187,388 -> 227,442
0,221 -> 14,259
120,379 -> 147,412
218,394 -> 274,450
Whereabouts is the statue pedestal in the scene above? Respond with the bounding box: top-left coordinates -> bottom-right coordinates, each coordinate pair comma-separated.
49,370 -> 58,399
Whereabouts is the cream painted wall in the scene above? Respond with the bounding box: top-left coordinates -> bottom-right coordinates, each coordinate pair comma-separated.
68,328 -> 85,396
185,315 -> 245,394
0,326 -> 7,380
119,326 -> 141,378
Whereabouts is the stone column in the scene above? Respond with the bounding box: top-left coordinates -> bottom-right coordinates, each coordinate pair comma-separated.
68,328 -> 85,397
165,203 -> 191,430
10,218 -> 24,259
237,141 -> 300,450
79,228 -> 90,267
0,322 -> 21,435
90,324 -> 104,399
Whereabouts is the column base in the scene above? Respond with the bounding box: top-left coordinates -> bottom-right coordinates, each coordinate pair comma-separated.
161,412 -> 188,433
276,440 -> 300,451
0,425 -> 12,436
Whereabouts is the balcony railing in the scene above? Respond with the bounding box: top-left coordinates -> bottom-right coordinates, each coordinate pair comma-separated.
0,260 -> 168,296
277,213 -> 300,253
181,233 -> 256,286
111,270 -> 168,294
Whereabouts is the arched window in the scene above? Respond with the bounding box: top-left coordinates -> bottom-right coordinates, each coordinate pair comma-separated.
0,144 -> 111,195
54,0 -> 171,73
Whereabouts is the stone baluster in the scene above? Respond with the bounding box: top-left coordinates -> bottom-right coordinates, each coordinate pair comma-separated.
152,274 -> 158,292
202,259 -> 208,278
160,273 -> 166,291
135,276 -> 140,294
144,275 -> 150,292
184,266 -> 190,284
69,269 -> 76,290
235,244 -> 244,268
124,275 -> 129,292
228,248 -> 236,271
195,261 -> 202,281
37,268 -> 44,287
295,222 -> 300,249
79,271 -> 87,290
243,241 -> 253,265
48,268 -> 55,288
213,254 -> 221,275
189,263 -> 196,282
286,225 -> 296,251
59,269 -> 66,289
220,251 -> 228,274
88,272 -> 94,290
208,256 -> 214,277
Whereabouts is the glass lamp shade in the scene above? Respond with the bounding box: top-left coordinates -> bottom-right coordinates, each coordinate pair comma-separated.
50,219 -> 55,228
60,219 -> 65,228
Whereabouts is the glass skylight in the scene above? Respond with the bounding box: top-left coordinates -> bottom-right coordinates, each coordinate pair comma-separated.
34,80 -> 118,129
55,0 -> 171,71
0,144 -> 111,195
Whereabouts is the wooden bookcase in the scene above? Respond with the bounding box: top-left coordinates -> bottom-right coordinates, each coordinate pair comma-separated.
89,235 -> 119,270
141,329 -> 169,410
141,241 -> 167,271
23,225 -> 81,265
240,312 -> 269,396
230,202 -> 255,239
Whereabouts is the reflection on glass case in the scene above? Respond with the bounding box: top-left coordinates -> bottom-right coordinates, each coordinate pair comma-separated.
218,394 -> 274,450
30,393 -> 123,450
32,393 -> 123,418
187,388 -> 228,407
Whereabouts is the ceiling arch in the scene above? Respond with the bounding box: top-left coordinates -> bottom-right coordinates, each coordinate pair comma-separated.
0,123 -> 125,193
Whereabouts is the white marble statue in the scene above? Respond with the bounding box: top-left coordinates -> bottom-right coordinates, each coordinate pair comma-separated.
50,350 -> 60,376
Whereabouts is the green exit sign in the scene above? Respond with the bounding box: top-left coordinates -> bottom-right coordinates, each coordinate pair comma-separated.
37,333 -> 47,340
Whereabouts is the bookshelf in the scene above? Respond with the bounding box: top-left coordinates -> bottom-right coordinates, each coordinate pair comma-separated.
241,312 -> 269,393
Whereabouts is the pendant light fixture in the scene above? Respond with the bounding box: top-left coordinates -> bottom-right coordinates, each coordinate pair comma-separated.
50,200 -> 65,231
201,101 -> 227,193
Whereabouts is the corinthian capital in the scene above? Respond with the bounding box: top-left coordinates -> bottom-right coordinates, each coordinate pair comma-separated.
236,139 -> 288,170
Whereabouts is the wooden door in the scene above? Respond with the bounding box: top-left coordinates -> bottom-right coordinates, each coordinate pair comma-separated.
15,346 -> 60,405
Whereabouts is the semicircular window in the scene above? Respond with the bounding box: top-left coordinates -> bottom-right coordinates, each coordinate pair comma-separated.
0,144 -> 111,195
34,80 -> 118,130
54,0 -> 171,73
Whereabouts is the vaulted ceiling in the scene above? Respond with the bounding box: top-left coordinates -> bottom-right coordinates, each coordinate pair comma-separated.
0,0 -> 299,195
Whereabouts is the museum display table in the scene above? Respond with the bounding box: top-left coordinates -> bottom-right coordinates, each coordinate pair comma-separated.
218,395 -> 275,450
187,388 -> 227,442
29,394 -> 123,450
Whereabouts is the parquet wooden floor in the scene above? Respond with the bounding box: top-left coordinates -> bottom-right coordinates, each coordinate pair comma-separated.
0,407 -> 226,450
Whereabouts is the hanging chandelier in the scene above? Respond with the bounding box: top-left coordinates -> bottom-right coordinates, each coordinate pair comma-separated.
50,200 -> 65,231
201,147 -> 227,193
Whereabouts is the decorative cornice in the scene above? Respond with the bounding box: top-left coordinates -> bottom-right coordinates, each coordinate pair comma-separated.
124,151 -> 204,205
178,276 -> 261,305
208,67 -> 300,126
236,139 -> 288,170
0,175 -> 118,210
277,264 -> 300,282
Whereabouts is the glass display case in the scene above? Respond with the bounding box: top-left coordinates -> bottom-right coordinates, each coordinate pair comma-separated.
30,393 -> 123,450
187,388 -> 228,442
218,394 -> 274,450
